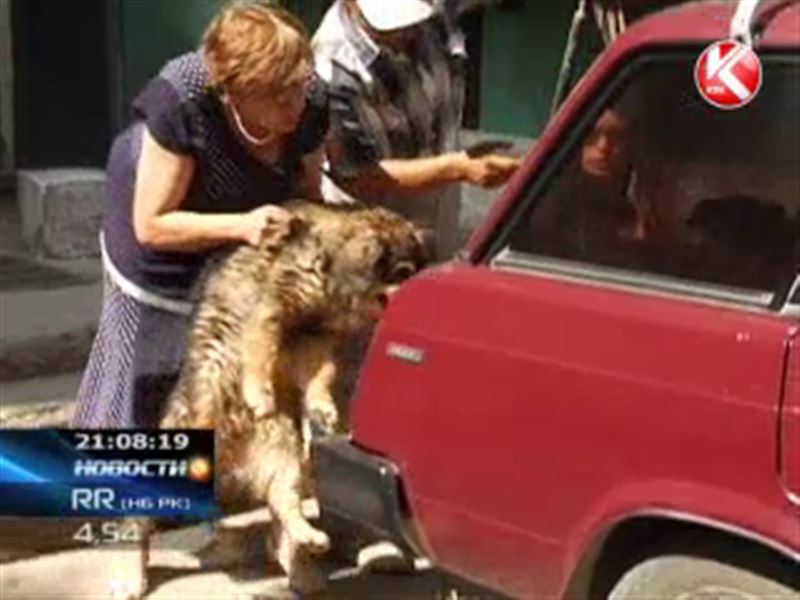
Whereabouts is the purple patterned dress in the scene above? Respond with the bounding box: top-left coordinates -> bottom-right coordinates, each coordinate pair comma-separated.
74,51 -> 328,428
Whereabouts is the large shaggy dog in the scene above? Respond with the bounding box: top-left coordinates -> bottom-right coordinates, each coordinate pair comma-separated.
109,201 -> 428,598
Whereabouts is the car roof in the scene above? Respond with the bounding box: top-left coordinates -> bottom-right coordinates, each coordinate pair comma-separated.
618,0 -> 799,51
584,0 -> 799,93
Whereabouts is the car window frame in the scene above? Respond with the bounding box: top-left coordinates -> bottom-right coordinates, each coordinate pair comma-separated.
486,49 -> 800,314
781,273 -> 800,318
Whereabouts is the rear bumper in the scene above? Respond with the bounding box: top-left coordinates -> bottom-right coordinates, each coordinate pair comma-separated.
312,434 -> 421,554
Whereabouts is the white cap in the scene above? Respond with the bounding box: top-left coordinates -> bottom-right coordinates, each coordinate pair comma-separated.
356,0 -> 435,32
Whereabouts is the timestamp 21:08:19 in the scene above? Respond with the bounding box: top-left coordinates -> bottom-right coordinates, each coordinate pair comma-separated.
74,432 -> 191,452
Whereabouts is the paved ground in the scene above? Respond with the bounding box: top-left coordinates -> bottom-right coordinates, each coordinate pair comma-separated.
0,508 -> 449,600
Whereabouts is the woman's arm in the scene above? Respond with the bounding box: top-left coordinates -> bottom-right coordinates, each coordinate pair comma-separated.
133,128 -> 289,251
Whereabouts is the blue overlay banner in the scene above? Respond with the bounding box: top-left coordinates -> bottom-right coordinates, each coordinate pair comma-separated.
0,429 -> 218,518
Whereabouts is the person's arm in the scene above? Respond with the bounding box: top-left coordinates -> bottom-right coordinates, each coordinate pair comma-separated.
373,152 -> 520,195
133,128 -> 292,251
324,73 -> 519,202
327,135 -> 520,202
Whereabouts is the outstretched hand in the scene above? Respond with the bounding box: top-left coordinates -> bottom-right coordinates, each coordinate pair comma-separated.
459,153 -> 522,188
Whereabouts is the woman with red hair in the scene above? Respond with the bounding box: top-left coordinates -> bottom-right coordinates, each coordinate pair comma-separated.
74,2 -> 328,428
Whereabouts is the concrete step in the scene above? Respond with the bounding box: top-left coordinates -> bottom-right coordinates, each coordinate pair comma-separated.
0,372 -> 81,427
0,371 -> 81,406
0,400 -> 75,428
16,168 -> 105,259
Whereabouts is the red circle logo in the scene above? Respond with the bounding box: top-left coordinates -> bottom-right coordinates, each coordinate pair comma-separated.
695,40 -> 763,110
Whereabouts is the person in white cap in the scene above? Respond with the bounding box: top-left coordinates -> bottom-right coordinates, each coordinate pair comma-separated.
313,0 -> 520,259
356,0 -> 436,32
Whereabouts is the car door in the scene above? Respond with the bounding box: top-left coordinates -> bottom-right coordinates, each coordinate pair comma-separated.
354,50 -> 799,598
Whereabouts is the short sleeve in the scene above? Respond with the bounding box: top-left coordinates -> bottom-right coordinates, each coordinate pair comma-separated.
290,77 -> 330,156
326,75 -> 383,178
132,77 -> 195,155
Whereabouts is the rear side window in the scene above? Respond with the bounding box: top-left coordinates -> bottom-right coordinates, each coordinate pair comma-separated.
506,54 -> 800,298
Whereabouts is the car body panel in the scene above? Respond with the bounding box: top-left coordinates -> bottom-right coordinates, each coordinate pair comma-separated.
350,265 -> 797,596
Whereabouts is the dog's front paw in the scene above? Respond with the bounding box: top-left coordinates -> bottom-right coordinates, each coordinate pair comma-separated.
287,519 -> 330,555
287,551 -> 328,596
271,522 -> 329,596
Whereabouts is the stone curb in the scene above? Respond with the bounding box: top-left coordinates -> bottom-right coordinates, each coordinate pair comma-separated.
0,326 -> 94,382
0,399 -> 75,428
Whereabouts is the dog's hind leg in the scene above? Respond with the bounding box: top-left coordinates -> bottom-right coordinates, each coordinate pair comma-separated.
262,421 -> 329,553
254,417 -> 329,593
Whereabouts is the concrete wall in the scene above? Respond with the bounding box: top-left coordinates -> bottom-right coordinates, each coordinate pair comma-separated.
479,0 -> 573,137
118,0 -> 333,113
115,1 -> 570,139
477,0 -> 687,137
119,0 -> 219,112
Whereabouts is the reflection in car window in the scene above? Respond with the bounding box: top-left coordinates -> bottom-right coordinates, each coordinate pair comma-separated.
509,56 -> 800,295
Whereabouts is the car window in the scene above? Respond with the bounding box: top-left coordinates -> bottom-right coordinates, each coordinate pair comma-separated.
505,54 -> 800,300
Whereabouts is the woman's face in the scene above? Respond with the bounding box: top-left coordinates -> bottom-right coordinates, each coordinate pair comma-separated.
580,108 -> 631,184
227,72 -> 311,140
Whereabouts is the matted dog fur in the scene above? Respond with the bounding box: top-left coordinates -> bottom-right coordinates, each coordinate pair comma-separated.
108,201 -> 428,598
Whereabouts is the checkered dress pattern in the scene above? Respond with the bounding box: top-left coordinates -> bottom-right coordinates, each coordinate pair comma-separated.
72,270 -> 141,428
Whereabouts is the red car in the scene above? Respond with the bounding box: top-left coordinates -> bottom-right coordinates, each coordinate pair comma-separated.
316,1 -> 800,597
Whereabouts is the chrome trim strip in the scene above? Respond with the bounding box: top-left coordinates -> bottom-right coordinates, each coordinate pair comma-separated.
492,248 -> 775,309
784,488 -> 800,508
780,275 -> 800,318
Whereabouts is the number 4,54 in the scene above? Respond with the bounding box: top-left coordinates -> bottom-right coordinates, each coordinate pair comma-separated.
73,521 -> 143,545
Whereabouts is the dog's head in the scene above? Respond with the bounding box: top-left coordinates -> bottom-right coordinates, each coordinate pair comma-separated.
328,206 -> 430,318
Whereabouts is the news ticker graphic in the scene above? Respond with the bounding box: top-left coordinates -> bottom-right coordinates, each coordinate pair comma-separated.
0,429 -> 219,518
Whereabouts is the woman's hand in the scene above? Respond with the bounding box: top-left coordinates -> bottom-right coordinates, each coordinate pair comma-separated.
240,205 -> 297,247
457,152 -> 522,188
